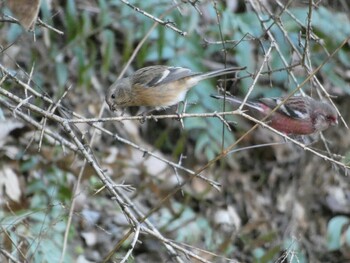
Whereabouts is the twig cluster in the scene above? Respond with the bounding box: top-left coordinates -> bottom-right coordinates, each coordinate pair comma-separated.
1,0 -> 349,262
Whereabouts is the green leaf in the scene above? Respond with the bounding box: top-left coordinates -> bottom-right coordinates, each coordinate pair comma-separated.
327,216 -> 350,251
195,133 -> 210,157
101,30 -> 115,76
283,238 -> 307,263
55,62 -> 68,88
65,0 -> 79,40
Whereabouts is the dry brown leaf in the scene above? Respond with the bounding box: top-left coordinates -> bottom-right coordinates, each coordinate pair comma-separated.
0,166 -> 21,203
0,120 -> 24,147
7,0 -> 41,30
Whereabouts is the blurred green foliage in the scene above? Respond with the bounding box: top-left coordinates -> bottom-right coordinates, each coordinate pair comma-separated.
5,2 -> 349,161
327,216 -> 350,251
0,164 -> 73,263
1,0 -> 350,261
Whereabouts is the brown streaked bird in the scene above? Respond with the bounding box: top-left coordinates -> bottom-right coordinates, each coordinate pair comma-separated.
106,65 -> 245,112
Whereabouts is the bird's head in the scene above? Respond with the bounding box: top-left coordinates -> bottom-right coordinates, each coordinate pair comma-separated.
105,78 -> 133,111
313,101 -> 338,132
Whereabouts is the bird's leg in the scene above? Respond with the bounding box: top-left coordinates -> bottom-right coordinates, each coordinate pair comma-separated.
175,101 -> 185,120
300,134 -> 319,145
175,101 -> 187,129
175,100 -> 197,118
138,108 -> 158,123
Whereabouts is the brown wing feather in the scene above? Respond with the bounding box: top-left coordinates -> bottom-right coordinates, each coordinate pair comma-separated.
132,66 -> 196,88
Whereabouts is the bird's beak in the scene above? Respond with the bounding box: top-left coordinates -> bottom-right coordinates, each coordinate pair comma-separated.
108,103 -> 116,112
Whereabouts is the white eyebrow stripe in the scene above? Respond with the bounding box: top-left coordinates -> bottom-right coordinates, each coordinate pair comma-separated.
154,69 -> 171,84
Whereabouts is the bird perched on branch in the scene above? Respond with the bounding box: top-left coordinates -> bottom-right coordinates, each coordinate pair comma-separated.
106,65 -> 245,112
211,94 -> 338,135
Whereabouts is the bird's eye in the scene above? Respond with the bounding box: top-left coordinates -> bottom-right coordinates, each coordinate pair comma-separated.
111,94 -> 115,99
326,115 -> 336,123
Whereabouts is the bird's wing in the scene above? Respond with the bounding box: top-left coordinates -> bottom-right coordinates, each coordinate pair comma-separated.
132,66 -> 196,88
259,97 -> 310,120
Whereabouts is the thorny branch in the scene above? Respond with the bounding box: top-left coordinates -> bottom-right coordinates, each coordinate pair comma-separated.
1,1 -> 349,262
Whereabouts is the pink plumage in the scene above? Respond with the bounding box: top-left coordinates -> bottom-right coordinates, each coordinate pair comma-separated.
211,94 -> 338,135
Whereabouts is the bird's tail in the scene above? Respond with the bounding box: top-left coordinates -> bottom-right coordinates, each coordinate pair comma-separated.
210,94 -> 263,112
195,66 -> 246,81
